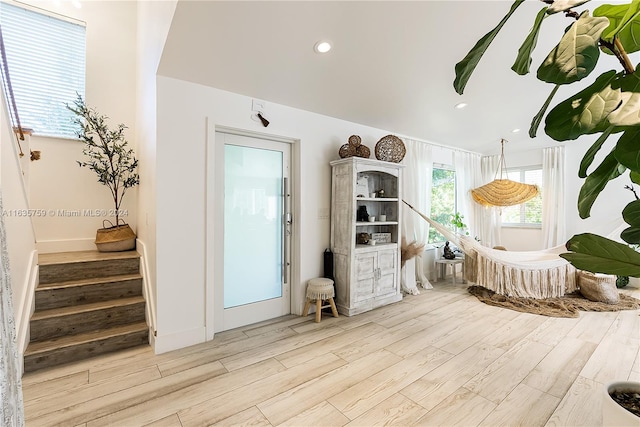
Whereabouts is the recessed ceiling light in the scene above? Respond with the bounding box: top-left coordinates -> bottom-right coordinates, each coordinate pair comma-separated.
314,41 -> 332,54
512,128 -> 521,133
454,102 -> 467,109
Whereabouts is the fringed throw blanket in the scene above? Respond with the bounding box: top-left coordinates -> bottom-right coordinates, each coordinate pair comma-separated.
469,285 -> 640,318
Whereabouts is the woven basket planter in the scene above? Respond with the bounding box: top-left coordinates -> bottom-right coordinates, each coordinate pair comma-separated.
95,220 -> 136,252
577,270 -> 619,304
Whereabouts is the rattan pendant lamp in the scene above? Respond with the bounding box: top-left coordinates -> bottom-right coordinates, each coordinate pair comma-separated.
471,139 -> 539,207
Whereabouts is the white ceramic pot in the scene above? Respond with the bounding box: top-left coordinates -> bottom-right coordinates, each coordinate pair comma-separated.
603,381 -> 640,426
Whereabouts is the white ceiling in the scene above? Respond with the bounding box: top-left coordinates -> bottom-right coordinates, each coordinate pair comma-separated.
158,0 -> 633,155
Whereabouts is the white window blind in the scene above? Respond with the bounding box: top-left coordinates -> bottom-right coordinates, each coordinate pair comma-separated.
502,167 -> 543,226
0,1 -> 85,138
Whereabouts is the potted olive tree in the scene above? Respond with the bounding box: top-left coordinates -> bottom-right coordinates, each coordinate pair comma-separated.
454,0 -> 640,421
67,95 -> 139,252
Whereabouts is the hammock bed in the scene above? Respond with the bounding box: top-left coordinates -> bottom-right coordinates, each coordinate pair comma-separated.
403,200 -> 577,299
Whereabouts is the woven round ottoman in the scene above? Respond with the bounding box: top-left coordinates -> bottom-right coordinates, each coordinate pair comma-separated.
302,278 -> 339,323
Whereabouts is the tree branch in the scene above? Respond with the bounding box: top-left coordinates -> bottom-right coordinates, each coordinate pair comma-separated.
625,182 -> 640,200
600,38 -> 636,74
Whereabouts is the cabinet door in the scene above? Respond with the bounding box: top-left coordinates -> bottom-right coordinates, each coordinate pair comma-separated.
354,252 -> 376,302
376,249 -> 397,297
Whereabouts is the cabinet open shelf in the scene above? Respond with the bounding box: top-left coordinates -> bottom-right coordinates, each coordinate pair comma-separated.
330,157 -> 404,316
355,242 -> 398,250
356,197 -> 399,202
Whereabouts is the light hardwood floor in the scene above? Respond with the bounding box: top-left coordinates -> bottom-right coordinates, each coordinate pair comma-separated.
22,280 -> 640,426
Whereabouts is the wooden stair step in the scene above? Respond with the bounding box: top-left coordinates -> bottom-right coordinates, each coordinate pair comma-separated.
39,250 -> 140,284
35,274 -> 143,311
24,322 -> 149,373
38,250 -> 140,265
30,297 -> 146,342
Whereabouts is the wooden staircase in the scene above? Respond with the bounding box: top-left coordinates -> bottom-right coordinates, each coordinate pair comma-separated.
24,250 -> 149,373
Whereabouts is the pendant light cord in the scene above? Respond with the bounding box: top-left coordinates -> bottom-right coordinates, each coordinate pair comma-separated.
494,138 -> 508,180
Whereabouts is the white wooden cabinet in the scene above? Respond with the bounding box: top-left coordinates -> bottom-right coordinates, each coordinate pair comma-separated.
330,157 -> 403,316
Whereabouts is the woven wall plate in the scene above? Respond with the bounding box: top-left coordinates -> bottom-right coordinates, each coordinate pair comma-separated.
375,135 -> 406,163
339,143 -> 356,158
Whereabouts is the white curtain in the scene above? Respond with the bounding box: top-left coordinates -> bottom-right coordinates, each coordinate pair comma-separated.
542,146 -> 566,248
0,192 -> 25,427
479,155 -> 502,248
454,151 -> 482,242
402,139 -> 433,290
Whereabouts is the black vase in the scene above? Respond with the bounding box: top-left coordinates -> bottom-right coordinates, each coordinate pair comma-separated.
357,205 -> 369,222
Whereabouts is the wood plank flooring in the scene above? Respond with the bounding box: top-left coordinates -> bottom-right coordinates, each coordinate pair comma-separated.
22,281 -> 640,426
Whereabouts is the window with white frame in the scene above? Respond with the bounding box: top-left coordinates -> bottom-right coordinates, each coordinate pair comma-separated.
502,167 -> 543,226
428,166 -> 457,243
0,1 -> 86,138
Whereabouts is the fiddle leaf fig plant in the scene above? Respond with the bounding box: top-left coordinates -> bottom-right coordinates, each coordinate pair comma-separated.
67,94 -> 139,226
454,0 -> 640,277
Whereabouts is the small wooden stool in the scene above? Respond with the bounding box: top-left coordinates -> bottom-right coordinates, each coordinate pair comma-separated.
302,278 -> 339,323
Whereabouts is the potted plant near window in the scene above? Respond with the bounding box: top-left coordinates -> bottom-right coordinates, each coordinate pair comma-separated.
67,95 -> 140,252
455,0 -> 640,421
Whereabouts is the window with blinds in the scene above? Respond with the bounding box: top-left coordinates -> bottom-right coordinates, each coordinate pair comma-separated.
502,167 -> 543,226
0,1 -> 85,139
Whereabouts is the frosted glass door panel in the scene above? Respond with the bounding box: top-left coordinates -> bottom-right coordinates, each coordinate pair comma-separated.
224,144 -> 283,308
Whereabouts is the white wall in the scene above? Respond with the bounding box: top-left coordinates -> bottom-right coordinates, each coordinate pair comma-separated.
565,136 -> 631,241
135,0 -> 178,337
155,76 -> 427,352
0,88 -> 38,360
24,0 -> 138,252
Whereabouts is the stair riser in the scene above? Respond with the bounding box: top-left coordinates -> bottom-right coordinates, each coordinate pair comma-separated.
35,278 -> 142,311
24,329 -> 149,373
30,302 -> 146,342
39,258 -> 140,284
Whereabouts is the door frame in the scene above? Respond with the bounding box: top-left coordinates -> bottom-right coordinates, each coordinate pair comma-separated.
205,122 -> 300,339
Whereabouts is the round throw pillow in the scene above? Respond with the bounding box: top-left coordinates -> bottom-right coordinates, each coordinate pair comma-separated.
578,271 -> 619,304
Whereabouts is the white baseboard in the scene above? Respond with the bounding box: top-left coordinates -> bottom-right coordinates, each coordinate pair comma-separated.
153,326 -> 205,354
36,238 -> 96,253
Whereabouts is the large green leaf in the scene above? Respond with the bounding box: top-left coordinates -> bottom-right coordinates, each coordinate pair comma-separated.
614,127 -> 640,172
578,126 -> 615,178
595,0 -> 640,54
548,0 -> 591,15
607,70 -> 640,126
561,233 -> 640,276
545,70 -> 621,141
530,85 -> 560,138
537,11 -> 609,85
631,170 -> 640,183
621,226 -> 640,244
578,149 -> 623,218
454,0 -> 525,94
622,199 -> 640,226
512,8 -> 548,75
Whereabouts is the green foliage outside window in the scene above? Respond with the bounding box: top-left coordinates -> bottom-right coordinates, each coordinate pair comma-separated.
429,168 -> 456,243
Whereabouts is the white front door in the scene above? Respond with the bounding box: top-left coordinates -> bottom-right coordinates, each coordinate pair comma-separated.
212,131 -> 291,332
